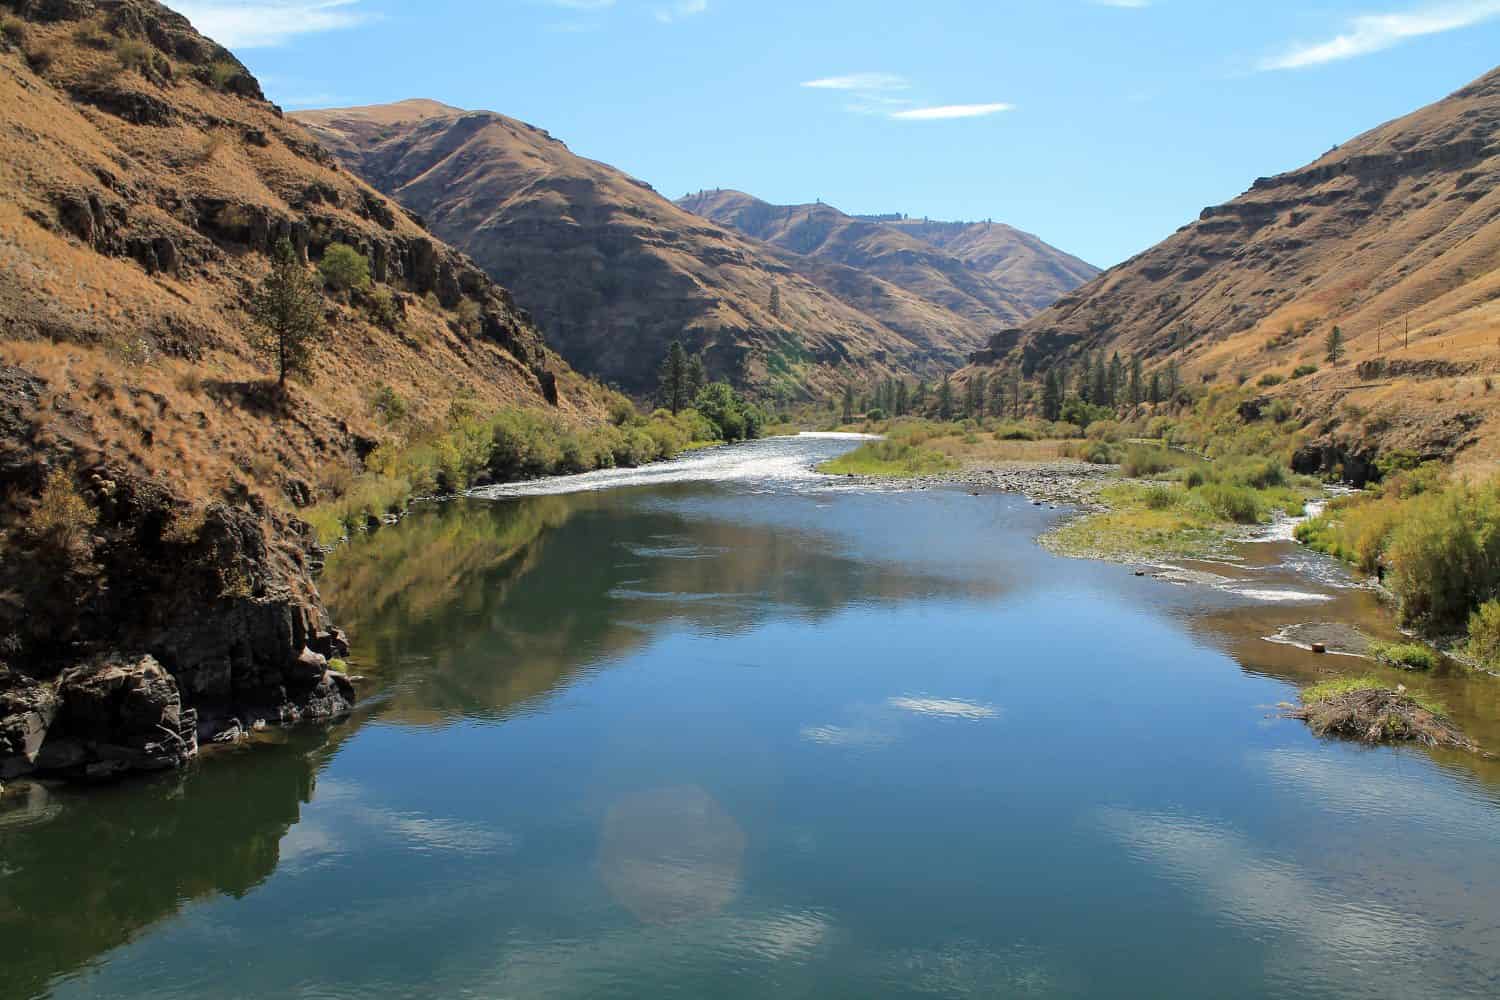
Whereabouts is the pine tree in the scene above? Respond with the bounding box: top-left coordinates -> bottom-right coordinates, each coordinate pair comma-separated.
895,380 -> 909,416
1129,356 -> 1144,406
1326,325 -> 1346,363
686,354 -> 708,400
1042,369 -> 1063,421
1076,355 -> 1092,403
842,383 -> 855,424
938,374 -> 955,421
1167,360 -> 1181,397
914,380 -> 929,412
1011,371 -> 1022,418
658,341 -> 690,415
974,372 -> 988,419
1090,354 -> 1108,408
1108,353 -> 1124,409
769,285 -> 782,320
249,238 -> 325,388
1149,371 -> 1162,405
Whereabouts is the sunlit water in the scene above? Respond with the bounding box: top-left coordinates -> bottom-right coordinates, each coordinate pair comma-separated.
5,435 -> 1500,999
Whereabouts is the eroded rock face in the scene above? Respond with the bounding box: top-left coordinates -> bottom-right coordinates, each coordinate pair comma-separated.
1,655 -> 197,781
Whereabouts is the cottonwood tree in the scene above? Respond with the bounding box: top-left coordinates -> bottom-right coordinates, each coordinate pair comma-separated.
250,238 -> 325,388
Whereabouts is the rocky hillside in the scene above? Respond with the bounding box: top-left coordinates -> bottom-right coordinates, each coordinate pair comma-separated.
294,101 -> 990,398
977,64 -> 1500,473
677,190 -> 1097,326
0,0 -> 603,783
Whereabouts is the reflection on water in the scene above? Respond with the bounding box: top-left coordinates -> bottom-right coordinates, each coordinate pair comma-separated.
5,434 -> 1500,999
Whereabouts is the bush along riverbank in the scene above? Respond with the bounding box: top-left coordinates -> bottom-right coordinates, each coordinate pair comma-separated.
305,381 -> 768,545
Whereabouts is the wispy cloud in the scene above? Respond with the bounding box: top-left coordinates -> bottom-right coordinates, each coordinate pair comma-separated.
654,0 -> 707,23
801,72 -> 912,92
174,0 -> 372,48
1260,0 -> 1500,70
801,74 -> 1009,121
890,103 -> 1014,121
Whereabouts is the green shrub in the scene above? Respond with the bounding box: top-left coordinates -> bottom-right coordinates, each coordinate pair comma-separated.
318,243 -> 371,292
1258,373 -> 1285,387
366,286 -> 402,330
1266,399 -> 1295,423
1085,420 -> 1124,443
1182,466 -> 1207,489
1369,641 -> 1439,671
1,17 -> 28,48
1143,485 -> 1181,510
1121,446 -> 1177,478
207,59 -> 240,90
1386,483 -> 1500,631
1199,482 -> 1261,523
369,383 -> 408,425
992,422 -> 1039,441
1466,599 -> 1500,669
1291,364 -> 1318,379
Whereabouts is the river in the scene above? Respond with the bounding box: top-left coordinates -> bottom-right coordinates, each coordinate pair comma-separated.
3,434 -> 1499,998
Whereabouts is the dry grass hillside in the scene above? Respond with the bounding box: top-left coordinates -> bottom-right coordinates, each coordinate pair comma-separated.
885,217 -> 1100,315
0,0 -> 609,739
295,100 -> 985,400
977,65 -> 1500,475
677,190 -> 1097,327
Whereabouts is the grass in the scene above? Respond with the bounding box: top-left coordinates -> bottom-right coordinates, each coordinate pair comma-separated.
1369,641 -> 1439,671
819,439 -> 957,477
1298,676 -> 1446,717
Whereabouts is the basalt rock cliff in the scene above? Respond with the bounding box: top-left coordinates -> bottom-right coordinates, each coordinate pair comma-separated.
0,0 -> 602,782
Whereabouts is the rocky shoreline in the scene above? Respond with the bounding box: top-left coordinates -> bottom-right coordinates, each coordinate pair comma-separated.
832,459 -> 1118,507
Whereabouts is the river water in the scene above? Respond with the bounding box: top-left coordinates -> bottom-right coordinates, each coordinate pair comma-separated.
4,434 -> 1500,999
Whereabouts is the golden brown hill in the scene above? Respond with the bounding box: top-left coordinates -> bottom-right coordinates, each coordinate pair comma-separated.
883,217 -> 1100,315
978,65 -> 1500,474
0,0 -> 606,777
677,190 -> 1097,324
294,100 -> 982,398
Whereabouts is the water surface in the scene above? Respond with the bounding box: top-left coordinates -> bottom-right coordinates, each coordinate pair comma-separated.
4,434 -> 1500,999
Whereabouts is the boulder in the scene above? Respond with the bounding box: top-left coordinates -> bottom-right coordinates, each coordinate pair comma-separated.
0,668 -> 59,779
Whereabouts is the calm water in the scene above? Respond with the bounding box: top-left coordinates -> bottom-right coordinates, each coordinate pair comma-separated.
5,434 -> 1500,999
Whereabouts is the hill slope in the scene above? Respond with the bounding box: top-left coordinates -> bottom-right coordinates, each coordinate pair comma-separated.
979,65 -> 1500,472
0,0 -> 602,780
294,101 -> 988,397
677,190 -> 1096,322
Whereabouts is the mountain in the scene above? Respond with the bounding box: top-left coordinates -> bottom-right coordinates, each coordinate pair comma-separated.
293,100 -> 995,398
677,190 -> 1097,324
978,65 -> 1500,472
0,0 -> 603,780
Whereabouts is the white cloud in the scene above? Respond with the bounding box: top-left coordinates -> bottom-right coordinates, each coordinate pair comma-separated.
1260,0 -> 1500,70
654,0 -> 707,22
801,72 -> 911,92
174,0 -> 371,48
890,103 -> 1014,121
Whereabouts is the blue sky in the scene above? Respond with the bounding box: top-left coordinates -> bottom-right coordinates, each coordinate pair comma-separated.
177,1 -> 1500,267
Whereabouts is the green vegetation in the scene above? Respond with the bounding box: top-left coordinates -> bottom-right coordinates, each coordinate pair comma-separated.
1258,373 -> 1285,387
1369,641 -> 1439,671
1,17 -> 27,48
819,439 -> 957,478
1298,676 -> 1444,716
206,59 -> 240,91
250,239 -> 325,387
1297,474 -> 1500,648
1466,600 -> 1500,670
317,243 -> 371,293
1291,364 -> 1319,379
1325,325 -> 1346,363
